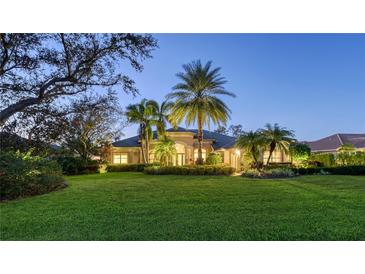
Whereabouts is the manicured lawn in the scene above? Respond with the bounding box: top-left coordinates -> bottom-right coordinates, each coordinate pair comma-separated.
1,172 -> 365,240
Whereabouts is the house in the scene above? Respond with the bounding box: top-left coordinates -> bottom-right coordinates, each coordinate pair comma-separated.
304,133 -> 365,153
108,127 -> 291,168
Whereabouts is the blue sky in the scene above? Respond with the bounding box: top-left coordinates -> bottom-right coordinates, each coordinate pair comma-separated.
119,34 -> 365,141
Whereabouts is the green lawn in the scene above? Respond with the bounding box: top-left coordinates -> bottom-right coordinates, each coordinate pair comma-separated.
1,172 -> 365,240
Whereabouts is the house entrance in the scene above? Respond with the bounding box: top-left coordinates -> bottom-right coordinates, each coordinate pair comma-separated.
176,153 -> 185,166
174,143 -> 186,166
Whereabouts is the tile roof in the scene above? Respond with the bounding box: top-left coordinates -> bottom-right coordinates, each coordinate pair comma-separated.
112,127 -> 237,149
304,133 -> 365,152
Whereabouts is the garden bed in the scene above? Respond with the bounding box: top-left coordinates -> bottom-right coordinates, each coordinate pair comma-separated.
242,168 -> 297,179
144,165 -> 236,176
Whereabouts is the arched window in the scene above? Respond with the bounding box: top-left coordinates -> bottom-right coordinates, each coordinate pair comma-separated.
193,149 -> 207,162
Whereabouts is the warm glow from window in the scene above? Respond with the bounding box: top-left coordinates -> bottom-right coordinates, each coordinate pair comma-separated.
113,153 -> 128,164
194,149 -> 206,162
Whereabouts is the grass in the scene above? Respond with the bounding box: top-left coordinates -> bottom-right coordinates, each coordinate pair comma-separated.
1,172 -> 365,240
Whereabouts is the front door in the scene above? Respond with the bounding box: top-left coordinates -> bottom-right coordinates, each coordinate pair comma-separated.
176,153 -> 185,166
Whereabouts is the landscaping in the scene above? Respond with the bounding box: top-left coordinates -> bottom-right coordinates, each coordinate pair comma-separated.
1,172 -> 365,240
143,165 -> 236,175
0,151 -> 66,201
1,34 -> 364,242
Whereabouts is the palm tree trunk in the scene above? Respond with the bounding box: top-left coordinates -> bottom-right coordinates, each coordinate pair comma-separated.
140,125 -> 147,164
251,148 -> 260,171
266,142 -> 276,165
145,131 -> 150,164
196,111 -> 203,165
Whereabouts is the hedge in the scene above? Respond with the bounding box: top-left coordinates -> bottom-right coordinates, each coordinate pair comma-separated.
106,163 -> 152,172
0,151 -> 65,201
143,165 -> 236,176
292,166 -> 365,175
55,156 -> 99,175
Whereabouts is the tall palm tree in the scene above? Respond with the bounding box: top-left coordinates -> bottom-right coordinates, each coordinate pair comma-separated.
154,138 -> 177,166
166,60 -> 235,164
261,123 -> 296,165
125,99 -> 158,163
236,130 -> 265,170
154,100 -> 174,139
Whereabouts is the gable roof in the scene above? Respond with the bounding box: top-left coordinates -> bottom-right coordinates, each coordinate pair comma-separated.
304,133 -> 365,152
112,127 -> 237,149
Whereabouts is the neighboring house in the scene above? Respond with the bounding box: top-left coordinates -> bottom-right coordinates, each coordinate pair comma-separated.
304,133 -> 365,153
108,127 -> 291,168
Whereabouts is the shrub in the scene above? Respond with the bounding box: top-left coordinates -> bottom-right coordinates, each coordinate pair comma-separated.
55,156 -> 99,175
336,151 -> 365,166
265,163 -> 294,169
205,153 -> 223,165
292,166 -> 365,175
309,153 -> 335,167
242,168 -> 296,179
290,143 -> 311,166
106,163 -> 153,172
0,151 -> 65,201
143,165 -> 236,176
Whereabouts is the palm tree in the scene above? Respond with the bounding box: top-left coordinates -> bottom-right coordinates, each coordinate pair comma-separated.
154,100 -> 174,139
236,130 -> 265,170
154,138 -> 177,166
125,99 -> 158,163
166,60 -> 236,164
261,123 -> 295,165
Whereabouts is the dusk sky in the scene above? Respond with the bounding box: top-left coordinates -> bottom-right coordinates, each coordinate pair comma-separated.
120,34 -> 365,141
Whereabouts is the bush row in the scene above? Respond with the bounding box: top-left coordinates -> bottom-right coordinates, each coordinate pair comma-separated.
55,156 -> 100,175
242,168 -> 297,179
292,166 -> 365,175
0,151 -> 65,201
106,163 -> 153,172
143,165 -> 236,176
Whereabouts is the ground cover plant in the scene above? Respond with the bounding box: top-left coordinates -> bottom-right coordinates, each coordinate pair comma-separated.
1,172 -> 364,240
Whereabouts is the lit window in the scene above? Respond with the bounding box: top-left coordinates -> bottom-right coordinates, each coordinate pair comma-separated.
113,153 -> 128,164
194,149 -> 207,162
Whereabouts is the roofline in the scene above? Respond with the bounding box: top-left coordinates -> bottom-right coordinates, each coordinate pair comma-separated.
336,134 -> 344,145
311,149 -> 338,152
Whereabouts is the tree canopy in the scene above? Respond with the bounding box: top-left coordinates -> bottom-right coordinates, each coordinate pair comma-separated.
0,33 -> 157,125
166,60 -> 235,164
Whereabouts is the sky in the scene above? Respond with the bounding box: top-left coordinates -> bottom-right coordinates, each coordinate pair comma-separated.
119,34 -> 365,141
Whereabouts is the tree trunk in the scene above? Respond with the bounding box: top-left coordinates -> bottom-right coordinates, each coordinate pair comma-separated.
0,97 -> 40,125
139,125 -> 147,164
145,130 -> 150,164
196,111 -> 204,165
251,147 -> 260,171
266,142 -> 276,165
